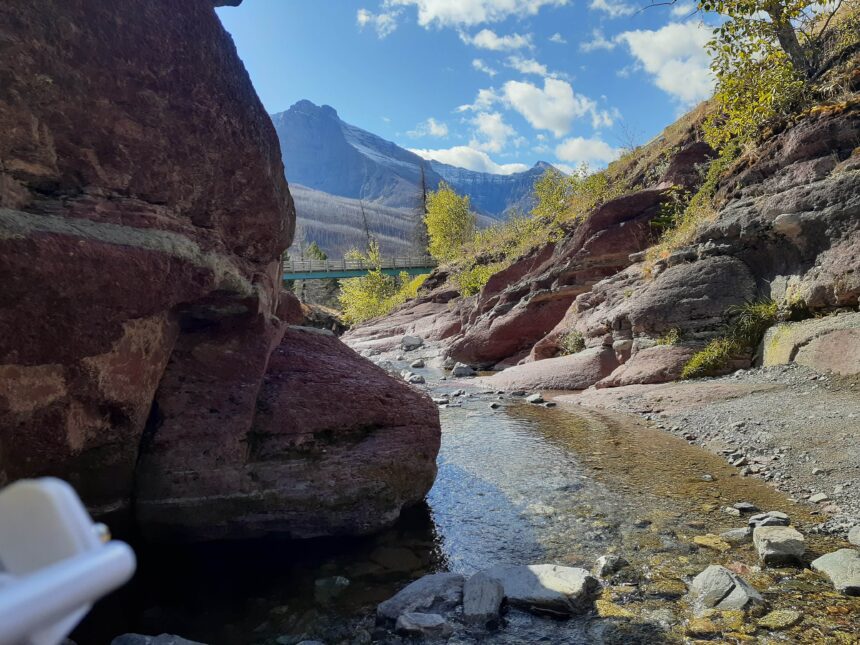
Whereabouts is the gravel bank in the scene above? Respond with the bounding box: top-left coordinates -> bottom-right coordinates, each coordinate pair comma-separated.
558,363 -> 860,534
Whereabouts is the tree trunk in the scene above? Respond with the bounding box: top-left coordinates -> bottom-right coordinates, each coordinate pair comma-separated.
767,4 -> 810,76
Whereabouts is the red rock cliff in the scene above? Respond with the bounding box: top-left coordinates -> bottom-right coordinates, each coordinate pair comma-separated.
0,0 -> 440,540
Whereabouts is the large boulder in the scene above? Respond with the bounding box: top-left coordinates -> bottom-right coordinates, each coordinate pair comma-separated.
0,0 -> 441,542
762,312 -> 860,376
485,347 -> 619,391
0,0 -> 291,514
137,326 -> 440,540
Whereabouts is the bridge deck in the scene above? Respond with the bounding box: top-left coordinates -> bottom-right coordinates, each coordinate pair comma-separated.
283,256 -> 436,281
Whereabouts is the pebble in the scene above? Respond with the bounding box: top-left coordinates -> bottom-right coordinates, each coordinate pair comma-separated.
592,554 -> 629,578
809,492 -> 829,503
488,402 -> 500,410
395,613 -> 453,638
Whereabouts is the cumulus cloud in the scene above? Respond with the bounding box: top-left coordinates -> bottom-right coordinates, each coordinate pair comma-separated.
472,58 -> 498,76
502,78 -> 605,137
356,8 -> 400,38
457,87 -> 502,112
555,136 -> 621,166
549,32 -> 568,44
388,0 -> 569,28
616,21 -> 714,105
460,29 -> 533,51
409,146 -> 529,174
408,117 -> 449,138
580,29 -> 616,52
469,111 -> 517,152
589,0 -> 636,17
506,56 -> 549,76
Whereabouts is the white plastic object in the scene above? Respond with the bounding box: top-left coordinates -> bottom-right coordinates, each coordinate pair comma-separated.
0,478 -> 137,645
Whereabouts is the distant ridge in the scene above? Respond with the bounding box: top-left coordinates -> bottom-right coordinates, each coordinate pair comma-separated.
271,100 -> 555,257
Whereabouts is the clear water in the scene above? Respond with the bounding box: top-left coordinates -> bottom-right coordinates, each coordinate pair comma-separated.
75,383 -> 859,644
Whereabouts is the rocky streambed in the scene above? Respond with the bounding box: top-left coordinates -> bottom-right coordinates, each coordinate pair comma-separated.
85,338 -> 860,645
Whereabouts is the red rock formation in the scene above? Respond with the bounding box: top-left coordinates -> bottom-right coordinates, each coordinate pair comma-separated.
0,0 -> 440,539
445,189 -> 667,367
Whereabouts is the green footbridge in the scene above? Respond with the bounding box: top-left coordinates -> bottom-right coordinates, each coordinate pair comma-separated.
283,256 -> 437,281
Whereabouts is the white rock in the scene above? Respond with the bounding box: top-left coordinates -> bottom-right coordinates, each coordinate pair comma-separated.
451,362 -> 476,377
753,526 -> 805,566
483,564 -> 599,616
849,525 -> 860,547
410,358 -> 425,368
395,613 -> 454,637
811,549 -> 860,595
377,573 -> 465,621
593,555 -> 628,578
689,565 -> 765,614
809,492 -> 829,503
525,393 -> 544,404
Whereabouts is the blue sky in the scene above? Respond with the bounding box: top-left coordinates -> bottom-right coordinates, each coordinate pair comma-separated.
216,0 -> 714,175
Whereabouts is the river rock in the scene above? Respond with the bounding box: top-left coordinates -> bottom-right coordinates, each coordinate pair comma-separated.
410,359 -> 425,368
377,573 -> 465,622
463,571 -> 505,627
849,525 -> 860,546
112,636 -> 204,645
451,362 -> 477,377
401,335 -> 424,351
748,511 -> 790,528
811,549 -> 860,595
400,370 -> 425,384
525,393 -> 545,404
483,564 -> 600,616
394,613 -> 454,638
314,576 -> 350,603
593,555 -> 629,578
688,565 -> 765,614
753,526 -> 806,565
720,527 -> 752,544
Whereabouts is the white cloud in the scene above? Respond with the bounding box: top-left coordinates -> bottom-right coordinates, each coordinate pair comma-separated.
457,87 -> 501,112
616,22 -> 713,105
409,146 -> 529,174
555,136 -> 621,166
580,29 -> 616,52
549,32 -> 568,44
472,58 -> 497,76
670,2 -> 697,16
356,8 -> 400,38
408,117 -> 449,138
506,55 -> 549,76
460,29 -> 532,51
469,111 -> 516,152
388,0 -> 569,28
589,0 -> 636,17
502,78 -> 596,137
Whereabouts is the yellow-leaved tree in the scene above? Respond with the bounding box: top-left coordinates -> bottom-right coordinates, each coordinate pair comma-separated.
424,182 -> 476,263
338,240 -> 398,325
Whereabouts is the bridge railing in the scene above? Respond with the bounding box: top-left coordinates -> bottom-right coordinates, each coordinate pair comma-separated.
283,256 -> 437,274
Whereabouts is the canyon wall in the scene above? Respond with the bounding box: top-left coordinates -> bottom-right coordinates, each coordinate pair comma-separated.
0,0 -> 439,540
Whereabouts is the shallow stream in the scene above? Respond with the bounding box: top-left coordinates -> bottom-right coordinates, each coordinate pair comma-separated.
77,378 -> 859,644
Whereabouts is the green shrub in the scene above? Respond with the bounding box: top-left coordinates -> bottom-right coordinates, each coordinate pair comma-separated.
656,328 -> 681,346
681,337 -> 741,379
455,262 -> 503,297
559,331 -> 586,355
727,299 -> 779,347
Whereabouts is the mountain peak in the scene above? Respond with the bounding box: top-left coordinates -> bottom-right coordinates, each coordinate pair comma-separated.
288,99 -> 339,120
